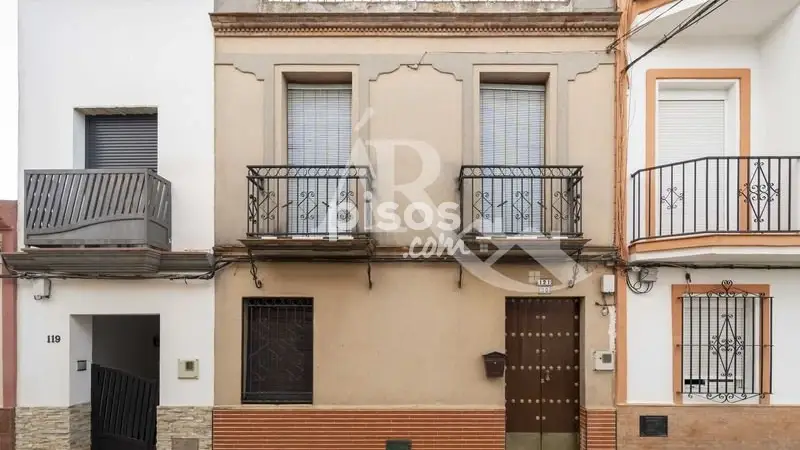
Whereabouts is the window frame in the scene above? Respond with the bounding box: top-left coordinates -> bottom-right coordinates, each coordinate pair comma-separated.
671,283 -> 772,405
241,297 -> 314,405
642,68 -> 752,240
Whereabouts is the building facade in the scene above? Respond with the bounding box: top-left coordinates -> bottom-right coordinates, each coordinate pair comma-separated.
7,1 -> 216,449
211,1 -> 620,450
0,201 -> 17,450
618,0 -> 800,447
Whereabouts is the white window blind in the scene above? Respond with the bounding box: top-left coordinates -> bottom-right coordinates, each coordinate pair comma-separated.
286,84 -> 352,235
479,84 -> 545,234
656,97 -> 733,235
681,294 -> 759,396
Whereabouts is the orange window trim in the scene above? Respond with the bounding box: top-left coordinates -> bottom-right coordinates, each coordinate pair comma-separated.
670,283 -> 771,405
644,68 -> 752,240
635,0 -> 675,14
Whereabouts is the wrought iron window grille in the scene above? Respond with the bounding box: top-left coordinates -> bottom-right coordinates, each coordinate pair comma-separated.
242,297 -> 314,404
457,166 -> 583,237
678,281 -> 773,404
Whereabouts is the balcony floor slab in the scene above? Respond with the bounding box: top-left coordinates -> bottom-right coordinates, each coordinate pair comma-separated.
1,248 -> 214,275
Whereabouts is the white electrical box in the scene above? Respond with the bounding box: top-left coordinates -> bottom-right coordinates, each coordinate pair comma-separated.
178,359 -> 199,379
601,274 -> 615,294
33,278 -> 51,300
593,351 -> 614,371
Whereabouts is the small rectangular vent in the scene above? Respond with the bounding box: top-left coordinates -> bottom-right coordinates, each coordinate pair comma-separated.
639,415 -> 668,437
386,439 -> 412,450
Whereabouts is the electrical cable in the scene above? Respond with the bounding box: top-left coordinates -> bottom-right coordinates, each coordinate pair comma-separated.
623,0 -> 732,73
607,0 -> 688,52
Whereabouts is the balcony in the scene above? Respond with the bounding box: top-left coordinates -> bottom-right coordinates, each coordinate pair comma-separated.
457,166 -> 588,257
630,156 -> 800,262
2,169 -> 212,275
24,169 -> 171,250
242,166 -> 374,258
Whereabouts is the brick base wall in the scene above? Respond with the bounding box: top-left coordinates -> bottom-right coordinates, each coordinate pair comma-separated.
212,408 -> 505,450
618,405 -> 800,450
579,407 -> 616,450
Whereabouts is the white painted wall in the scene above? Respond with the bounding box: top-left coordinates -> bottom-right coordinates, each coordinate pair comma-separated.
16,0 -> 216,408
761,6 -> 800,159
18,280 -> 214,407
18,0 -> 215,251
625,8 -> 800,405
0,0 -> 18,200
626,268 -> 800,405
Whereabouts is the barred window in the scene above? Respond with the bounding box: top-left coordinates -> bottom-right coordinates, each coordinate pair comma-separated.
678,282 -> 772,403
242,297 -> 313,404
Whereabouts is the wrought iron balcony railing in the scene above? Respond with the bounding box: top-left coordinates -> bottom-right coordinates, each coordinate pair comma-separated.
246,166 -> 373,239
631,156 -> 800,242
458,166 -> 583,238
24,169 -> 172,250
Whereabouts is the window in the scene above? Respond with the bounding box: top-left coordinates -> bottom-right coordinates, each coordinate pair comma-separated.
86,114 -> 158,170
654,83 -> 738,236
286,84 -> 352,235
242,297 -> 313,404
674,282 -> 772,404
478,84 -> 545,234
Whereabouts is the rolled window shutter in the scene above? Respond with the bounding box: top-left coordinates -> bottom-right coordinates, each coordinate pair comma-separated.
86,114 -> 158,170
656,99 -> 729,235
286,85 -> 352,234
479,84 -> 545,234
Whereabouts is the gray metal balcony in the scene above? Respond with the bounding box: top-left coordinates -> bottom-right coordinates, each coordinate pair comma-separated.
24,169 -> 171,250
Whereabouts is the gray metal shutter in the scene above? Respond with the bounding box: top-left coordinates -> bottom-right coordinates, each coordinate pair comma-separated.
480,84 -> 545,234
86,114 -> 158,170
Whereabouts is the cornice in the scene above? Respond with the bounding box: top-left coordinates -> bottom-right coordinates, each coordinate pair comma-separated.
210,11 -> 621,37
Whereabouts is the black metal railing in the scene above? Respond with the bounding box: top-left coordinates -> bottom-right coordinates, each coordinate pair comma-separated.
678,281 -> 772,403
246,166 -> 372,238
91,364 -> 158,450
458,166 -> 583,237
631,156 -> 800,241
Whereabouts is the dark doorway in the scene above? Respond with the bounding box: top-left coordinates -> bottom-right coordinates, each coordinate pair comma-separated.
505,298 -> 580,450
91,315 -> 160,450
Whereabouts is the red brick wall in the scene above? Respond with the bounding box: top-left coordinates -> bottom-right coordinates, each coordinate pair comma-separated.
618,405 -> 800,449
580,407 -> 616,450
213,408 -> 505,450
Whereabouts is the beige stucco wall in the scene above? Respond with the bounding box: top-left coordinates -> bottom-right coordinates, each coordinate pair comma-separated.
214,36 -> 616,248
213,35 -> 617,408
215,262 -> 614,407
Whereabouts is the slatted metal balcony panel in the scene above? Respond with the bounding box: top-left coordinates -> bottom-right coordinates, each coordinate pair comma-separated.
24,169 -> 171,250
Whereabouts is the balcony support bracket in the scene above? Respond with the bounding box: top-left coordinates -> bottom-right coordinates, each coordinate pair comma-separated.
247,249 -> 263,289
367,261 -> 373,290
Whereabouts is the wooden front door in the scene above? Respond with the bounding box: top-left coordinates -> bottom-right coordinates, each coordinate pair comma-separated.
506,298 -> 580,450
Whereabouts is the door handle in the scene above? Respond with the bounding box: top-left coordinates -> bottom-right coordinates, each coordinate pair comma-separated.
544,368 -> 551,382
